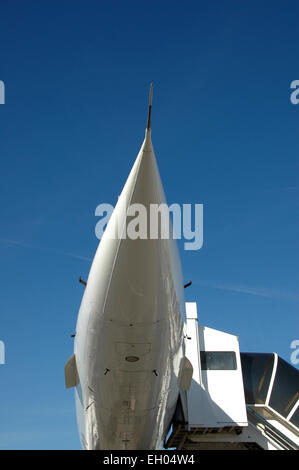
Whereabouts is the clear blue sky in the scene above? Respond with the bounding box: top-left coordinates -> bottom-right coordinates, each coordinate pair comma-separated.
0,0 -> 298,450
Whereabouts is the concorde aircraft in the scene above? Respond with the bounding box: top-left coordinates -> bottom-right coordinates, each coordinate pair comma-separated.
64,85 -> 192,450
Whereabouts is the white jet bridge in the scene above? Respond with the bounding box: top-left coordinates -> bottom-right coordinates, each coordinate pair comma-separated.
165,302 -> 299,450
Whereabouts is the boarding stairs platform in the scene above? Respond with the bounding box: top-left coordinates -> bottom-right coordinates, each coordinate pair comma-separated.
165,303 -> 299,450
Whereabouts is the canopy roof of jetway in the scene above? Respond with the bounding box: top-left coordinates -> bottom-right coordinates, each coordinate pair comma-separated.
240,353 -> 299,429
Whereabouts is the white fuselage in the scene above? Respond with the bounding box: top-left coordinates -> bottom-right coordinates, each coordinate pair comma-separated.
74,130 -> 185,450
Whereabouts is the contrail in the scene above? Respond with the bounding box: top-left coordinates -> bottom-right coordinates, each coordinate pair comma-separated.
193,279 -> 299,302
0,237 -> 92,262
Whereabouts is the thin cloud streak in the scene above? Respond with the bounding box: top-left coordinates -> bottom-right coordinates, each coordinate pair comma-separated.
64,252 -> 92,262
194,280 -> 299,302
0,237 -> 92,262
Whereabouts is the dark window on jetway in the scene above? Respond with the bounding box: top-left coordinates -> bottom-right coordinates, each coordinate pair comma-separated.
269,357 -> 299,420
240,353 -> 274,405
200,351 -> 237,370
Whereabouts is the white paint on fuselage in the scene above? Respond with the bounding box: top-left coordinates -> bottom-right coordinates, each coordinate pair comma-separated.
74,130 -> 185,449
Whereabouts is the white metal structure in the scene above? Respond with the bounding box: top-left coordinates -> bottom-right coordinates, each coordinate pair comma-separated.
165,303 -> 299,450
185,303 -> 248,428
